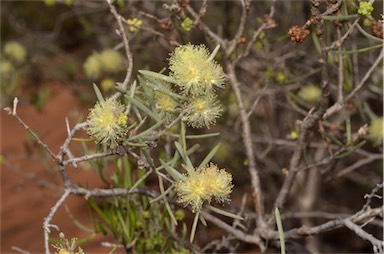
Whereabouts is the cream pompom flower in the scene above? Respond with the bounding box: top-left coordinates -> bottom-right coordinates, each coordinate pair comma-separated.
99,49 -> 123,73
86,98 -> 128,149
183,95 -> 222,128
83,49 -> 123,79
83,53 -> 102,79
174,163 -> 233,213
154,85 -> 179,119
169,44 -> 226,95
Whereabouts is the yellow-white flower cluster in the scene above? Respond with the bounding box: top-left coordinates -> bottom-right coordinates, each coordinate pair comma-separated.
163,43 -> 226,128
169,44 -> 226,96
83,49 -> 123,80
174,164 -> 233,212
86,98 -> 128,149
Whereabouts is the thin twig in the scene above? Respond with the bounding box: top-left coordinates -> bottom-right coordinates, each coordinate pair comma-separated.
343,219 -> 383,253
62,149 -> 117,166
60,122 -> 87,156
226,63 -> 266,231
43,189 -> 71,254
186,5 -> 225,48
107,0 -> 133,100
246,82 -> 269,119
202,211 -> 264,246
331,153 -> 383,180
362,182 -> 384,211
279,210 -> 382,227
242,0 -> 276,58
192,0 -> 208,27
70,186 -> 158,199
4,98 -> 58,161
202,204 -> 383,247
59,121 -> 87,169
227,0 -> 251,56
263,206 -> 383,240
324,48 -> 384,119
325,18 -> 360,51
336,26 -> 344,101
269,0 -> 331,225
11,246 -> 30,254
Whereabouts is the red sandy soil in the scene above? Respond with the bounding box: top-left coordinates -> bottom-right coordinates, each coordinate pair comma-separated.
1,83 -> 122,253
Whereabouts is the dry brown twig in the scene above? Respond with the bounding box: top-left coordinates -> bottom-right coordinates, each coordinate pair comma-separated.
269,0 -> 332,225
107,0 -> 133,100
323,47 -> 384,120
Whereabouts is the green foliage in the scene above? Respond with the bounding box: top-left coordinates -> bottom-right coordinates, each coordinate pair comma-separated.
87,157 -> 188,253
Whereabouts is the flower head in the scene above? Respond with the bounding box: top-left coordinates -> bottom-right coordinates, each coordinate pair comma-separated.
0,60 -> 13,76
52,233 -> 84,254
86,98 -> 128,148
174,163 -> 233,212
369,117 -> 383,146
127,18 -> 142,32
154,85 -> 179,119
83,53 -> 102,79
298,84 -> 322,104
169,44 -> 226,95
4,41 -> 27,64
101,78 -> 115,91
83,49 -> 123,79
99,49 -> 123,73
183,95 -> 222,128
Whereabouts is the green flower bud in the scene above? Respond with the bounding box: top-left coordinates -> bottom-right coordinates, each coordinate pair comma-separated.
358,1 -> 374,16
181,17 -> 193,31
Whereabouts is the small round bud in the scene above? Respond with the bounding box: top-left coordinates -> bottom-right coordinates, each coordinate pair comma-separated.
288,25 -> 310,43
357,1 -> 374,16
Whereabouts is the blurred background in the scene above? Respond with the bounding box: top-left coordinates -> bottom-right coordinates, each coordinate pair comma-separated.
1,1 -> 383,253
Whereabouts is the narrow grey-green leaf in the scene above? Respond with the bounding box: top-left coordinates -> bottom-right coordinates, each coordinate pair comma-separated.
160,158 -> 183,181
206,205 -> 244,220
93,83 -> 105,103
139,70 -> 177,83
198,143 -> 221,170
275,207 -> 286,254
190,212 -> 200,242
